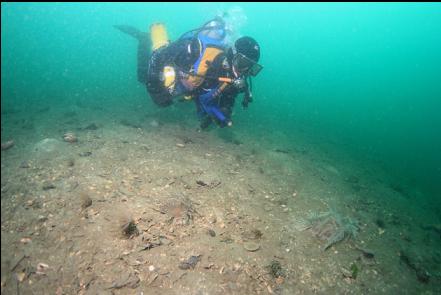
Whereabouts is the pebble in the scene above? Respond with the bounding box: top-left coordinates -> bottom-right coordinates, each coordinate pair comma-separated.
1,140 -> 14,150
81,196 -> 93,209
20,237 -> 32,244
208,229 -> 216,237
276,276 -> 284,284
208,216 -> 217,224
178,255 -> 201,270
38,216 -> 48,222
36,263 -> 49,275
42,182 -> 56,190
176,143 -> 185,148
19,161 -> 30,168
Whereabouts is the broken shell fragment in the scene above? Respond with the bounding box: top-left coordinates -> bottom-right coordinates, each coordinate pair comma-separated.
36,262 -> 49,275
243,242 -> 260,252
63,132 -> 77,143
15,271 -> 26,282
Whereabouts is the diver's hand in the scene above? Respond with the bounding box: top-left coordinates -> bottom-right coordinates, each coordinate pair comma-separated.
242,92 -> 252,108
233,77 -> 246,89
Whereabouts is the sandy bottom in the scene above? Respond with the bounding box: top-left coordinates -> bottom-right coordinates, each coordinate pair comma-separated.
1,104 -> 440,294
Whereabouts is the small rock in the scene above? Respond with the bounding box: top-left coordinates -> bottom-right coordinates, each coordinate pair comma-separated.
268,260 -> 285,278
196,180 -> 208,186
208,215 -> 217,224
242,229 -> 263,240
36,262 -> 49,275
1,140 -> 15,151
341,267 -> 352,277
159,237 -> 171,246
42,182 -> 56,190
208,229 -> 216,237
178,255 -> 201,270
79,151 -> 92,157
19,161 -> 30,168
243,242 -> 260,252
176,143 -> 185,148
63,132 -> 77,143
38,215 -> 48,222
20,237 -> 32,244
275,276 -> 284,284
81,195 -> 92,209
150,120 -> 159,127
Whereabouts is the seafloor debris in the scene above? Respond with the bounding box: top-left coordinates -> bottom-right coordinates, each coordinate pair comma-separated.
243,242 -> 260,252
121,219 -> 139,238
399,249 -> 431,283
178,255 -> 201,270
160,196 -> 195,226
80,191 -> 92,209
19,160 -> 30,168
63,132 -> 77,143
341,262 -> 359,280
242,229 -> 263,240
107,272 -> 140,289
294,209 -> 359,251
207,229 -> 216,237
1,140 -> 15,150
36,262 -> 49,275
267,260 -> 285,278
79,151 -> 92,157
354,244 -> 375,259
42,182 -> 56,190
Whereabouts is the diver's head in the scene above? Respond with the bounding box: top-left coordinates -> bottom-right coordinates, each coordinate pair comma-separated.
231,36 -> 262,77
200,17 -> 226,41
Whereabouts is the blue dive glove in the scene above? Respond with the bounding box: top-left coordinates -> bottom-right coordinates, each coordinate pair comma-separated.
199,89 -> 229,126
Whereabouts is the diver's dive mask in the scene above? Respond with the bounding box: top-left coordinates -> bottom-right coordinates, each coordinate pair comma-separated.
232,53 -> 263,77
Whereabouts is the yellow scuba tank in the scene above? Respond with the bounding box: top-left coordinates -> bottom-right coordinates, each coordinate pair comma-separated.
162,66 -> 176,90
150,23 -> 175,91
150,23 -> 169,51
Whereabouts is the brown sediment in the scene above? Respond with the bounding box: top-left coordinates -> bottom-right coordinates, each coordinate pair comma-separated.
1,121 -> 439,295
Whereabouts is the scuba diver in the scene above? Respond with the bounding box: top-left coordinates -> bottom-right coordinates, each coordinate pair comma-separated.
114,17 -> 227,107
192,36 -> 262,129
114,16 -> 262,128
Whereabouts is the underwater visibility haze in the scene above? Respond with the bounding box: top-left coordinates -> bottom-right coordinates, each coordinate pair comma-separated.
1,3 -> 441,294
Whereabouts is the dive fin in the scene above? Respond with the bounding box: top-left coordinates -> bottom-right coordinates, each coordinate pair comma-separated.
114,25 -> 143,40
